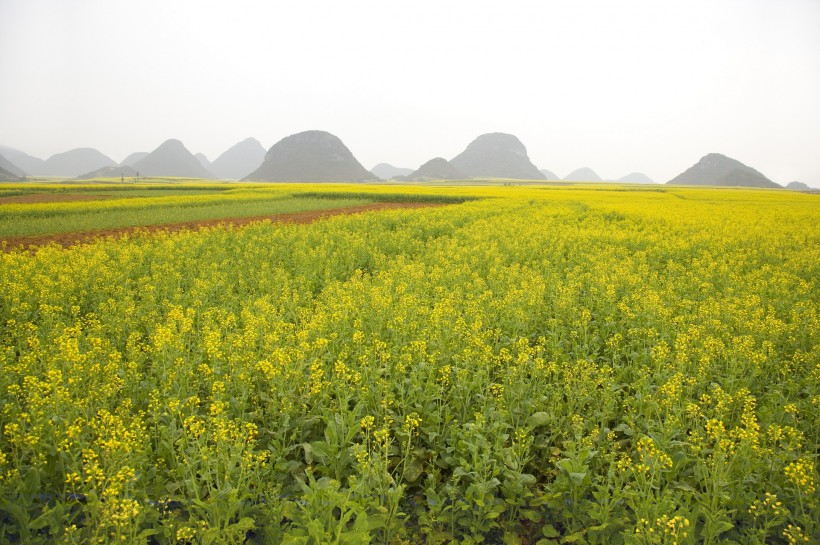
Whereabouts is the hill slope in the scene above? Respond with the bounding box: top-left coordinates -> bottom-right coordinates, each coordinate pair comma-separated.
0,153 -> 26,177
0,164 -> 24,181
121,152 -> 149,166
211,138 -> 267,179
38,148 -> 116,177
618,172 -> 655,184
451,133 -> 545,180
564,167 -> 602,182
244,131 -> 376,182
406,158 -> 465,181
76,165 -> 140,180
667,153 -> 779,188
0,146 -> 45,174
371,163 -> 413,180
132,139 -> 215,179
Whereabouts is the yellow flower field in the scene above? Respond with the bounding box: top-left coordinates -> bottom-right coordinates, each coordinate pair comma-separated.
0,183 -> 817,544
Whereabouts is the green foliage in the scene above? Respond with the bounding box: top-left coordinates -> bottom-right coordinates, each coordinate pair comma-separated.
0,184 -> 817,543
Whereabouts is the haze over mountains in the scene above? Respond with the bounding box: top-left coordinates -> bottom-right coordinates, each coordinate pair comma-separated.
0,146 -> 46,175
564,167 -> 602,182
39,148 -> 117,177
0,152 -> 26,177
404,158 -> 465,181
540,169 -> 559,180
371,163 -> 413,180
0,134 -> 806,188
132,139 -> 215,179
244,131 -> 376,182
450,133 -> 545,180
618,172 -> 655,184
0,164 -> 23,181
667,153 -> 780,188
120,152 -> 149,166
211,138 -> 267,180
77,165 -> 140,180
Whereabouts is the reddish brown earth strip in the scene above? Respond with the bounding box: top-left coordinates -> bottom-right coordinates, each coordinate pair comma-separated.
1,201 -> 445,251
0,193 -> 118,204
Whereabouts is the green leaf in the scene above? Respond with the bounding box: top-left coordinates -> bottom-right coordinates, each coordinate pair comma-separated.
403,459 -> 424,482
523,509 -> 543,522
201,528 -> 221,545
569,471 -> 588,485
503,531 -> 523,545
527,412 -> 551,428
229,517 -> 256,533
561,530 -> 586,543
367,514 -> 387,530
542,524 -> 560,538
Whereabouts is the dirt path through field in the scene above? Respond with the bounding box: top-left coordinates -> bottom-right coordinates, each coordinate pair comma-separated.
1,201 -> 445,251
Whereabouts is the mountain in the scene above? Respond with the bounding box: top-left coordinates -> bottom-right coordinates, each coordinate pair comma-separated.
405,157 -> 465,181
618,172 -> 655,184
667,153 -> 780,188
786,181 -> 811,191
0,153 -> 26,177
564,167 -> 602,182
132,139 -> 215,179
371,163 -> 413,180
450,133 -> 545,180
76,165 -> 140,180
243,130 -> 377,182
195,153 -> 214,172
211,137 -> 267,179
121,152 -> 149,166
540,169 -> 559,180
0,146 -> 45,174
0,164 -> 24,181
37,148 -> 116,177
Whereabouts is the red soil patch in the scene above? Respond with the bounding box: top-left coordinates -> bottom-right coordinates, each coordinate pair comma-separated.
0,193 -> 117,204
1,201 -> 445,251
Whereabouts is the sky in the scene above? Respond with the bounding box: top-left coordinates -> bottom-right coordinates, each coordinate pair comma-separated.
1,0 -> 819,185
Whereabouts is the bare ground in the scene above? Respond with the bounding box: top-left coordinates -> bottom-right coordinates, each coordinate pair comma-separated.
0,193 -> 118,204
1,201 -> 445,251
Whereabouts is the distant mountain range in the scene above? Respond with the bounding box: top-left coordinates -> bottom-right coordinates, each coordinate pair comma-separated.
211,138 -> 266,180
0,152 -> 26,177
0,145 -> 46,174
618,172 -> 655,184
39,148 -> 116,177
402,158 -> 465,181
371,163 -> 413,180
0,163 -> 24,181
667,153 -> 780,188
0,140 -> 810,188
786,181 -> 811,191
564,167 -> 602,182
132,139 -> 215,179
76,165 -> 140,180
244,131 -> 376,182
195,153 -> 214,173
120,152 -> 149,166
451,133 -> 545,180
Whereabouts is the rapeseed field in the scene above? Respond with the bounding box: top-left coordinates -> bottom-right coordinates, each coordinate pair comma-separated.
0,184 -> 817,544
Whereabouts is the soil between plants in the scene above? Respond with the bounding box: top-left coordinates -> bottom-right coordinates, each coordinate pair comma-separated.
0,193 -> 119,204
1,201 -> 445,251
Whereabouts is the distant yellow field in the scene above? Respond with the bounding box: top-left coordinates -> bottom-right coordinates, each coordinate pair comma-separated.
0,183 -> 817,544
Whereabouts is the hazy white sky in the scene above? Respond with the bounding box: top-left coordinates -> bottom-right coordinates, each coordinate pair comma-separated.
1,0 -> 819,184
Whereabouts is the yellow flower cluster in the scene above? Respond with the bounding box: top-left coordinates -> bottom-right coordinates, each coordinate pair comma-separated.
784,458 -> 816,495
0,182 -> 816,540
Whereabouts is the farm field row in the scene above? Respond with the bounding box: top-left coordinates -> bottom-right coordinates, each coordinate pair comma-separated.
0,183 -> 817,544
